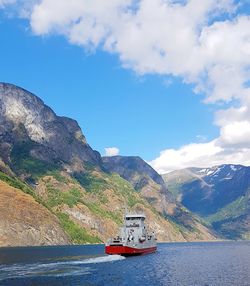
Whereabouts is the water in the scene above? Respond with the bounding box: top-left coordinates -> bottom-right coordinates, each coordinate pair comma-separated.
0,241 -> 249,286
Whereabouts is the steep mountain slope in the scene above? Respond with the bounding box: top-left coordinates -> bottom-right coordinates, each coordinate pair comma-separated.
163,165 -> 250,239
0,177 -> 70,246
0,83 -> 216,245
0,168 -> 191,245
102,155 -> 174,213
103,156 -> 167,192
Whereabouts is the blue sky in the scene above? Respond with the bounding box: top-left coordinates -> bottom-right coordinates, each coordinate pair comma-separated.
0,1 -> 250,173
0,14 -> 217,159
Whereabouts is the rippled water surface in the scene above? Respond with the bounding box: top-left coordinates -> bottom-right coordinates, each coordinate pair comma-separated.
0,241 -> 249,285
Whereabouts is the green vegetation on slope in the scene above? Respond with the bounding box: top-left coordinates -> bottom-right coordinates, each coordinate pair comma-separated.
74,171 -> 149,208
46,170 -> 69,183
0,171 -> 102,243
199,191 -> 250,240
0,171 -> 47,209
0,163 -> 216,243
73,172 -> 109,193
107,173 -> 146,208
206,194 -> 249,224
0,171 -> 34,196
83,201 -> 123,225
57,212 -> 101,244
46,186 -> 82,208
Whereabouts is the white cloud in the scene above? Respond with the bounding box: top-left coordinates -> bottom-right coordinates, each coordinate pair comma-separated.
150,140 -> 222,173
219,121 -> 250,146
196,16 -> 250,103
149,140 -> 250,174
104,147 -> 120,157
1,0 -> 250,172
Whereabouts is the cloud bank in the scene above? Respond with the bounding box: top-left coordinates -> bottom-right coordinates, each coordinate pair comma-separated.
2,0 -> 250,172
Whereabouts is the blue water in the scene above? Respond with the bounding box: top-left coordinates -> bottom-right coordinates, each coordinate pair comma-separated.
0,241 -> 249,285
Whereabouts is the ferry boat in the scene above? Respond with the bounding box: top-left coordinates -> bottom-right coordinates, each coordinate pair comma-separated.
105,213 -> 157,256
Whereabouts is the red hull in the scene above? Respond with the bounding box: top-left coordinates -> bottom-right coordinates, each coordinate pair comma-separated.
105,245 -> 157,256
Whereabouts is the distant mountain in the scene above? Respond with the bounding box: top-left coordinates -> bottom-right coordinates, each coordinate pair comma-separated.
0,83 -> 216,246
163,165 -> 250,239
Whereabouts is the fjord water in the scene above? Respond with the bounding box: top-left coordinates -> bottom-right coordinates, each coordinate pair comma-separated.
0,242 -> 249,286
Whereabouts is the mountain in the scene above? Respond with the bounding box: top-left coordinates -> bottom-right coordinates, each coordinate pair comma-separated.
103,156 -> 167,192
0,83 -> 216,246
102,155 -> 174,213
102,155 -> 216,240
163,165 -> 250,239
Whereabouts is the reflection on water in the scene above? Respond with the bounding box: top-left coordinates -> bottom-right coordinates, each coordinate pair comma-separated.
0,242 -> 249,286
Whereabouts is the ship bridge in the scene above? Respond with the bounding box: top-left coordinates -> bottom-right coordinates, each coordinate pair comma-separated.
125,213 -> 146,227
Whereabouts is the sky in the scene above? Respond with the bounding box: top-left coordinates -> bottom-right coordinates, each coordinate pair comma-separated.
0,0 -> 250,173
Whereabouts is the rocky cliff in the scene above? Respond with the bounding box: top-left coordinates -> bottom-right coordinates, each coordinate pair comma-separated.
0,83 -> 102,177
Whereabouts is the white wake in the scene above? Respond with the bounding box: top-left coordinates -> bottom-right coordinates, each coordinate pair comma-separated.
0,255 -> 126,280
73,254 -> 125,265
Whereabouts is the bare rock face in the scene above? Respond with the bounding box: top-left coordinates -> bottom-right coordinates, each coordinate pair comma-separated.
0,83 -> 102,173
0,181 -> 70,246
